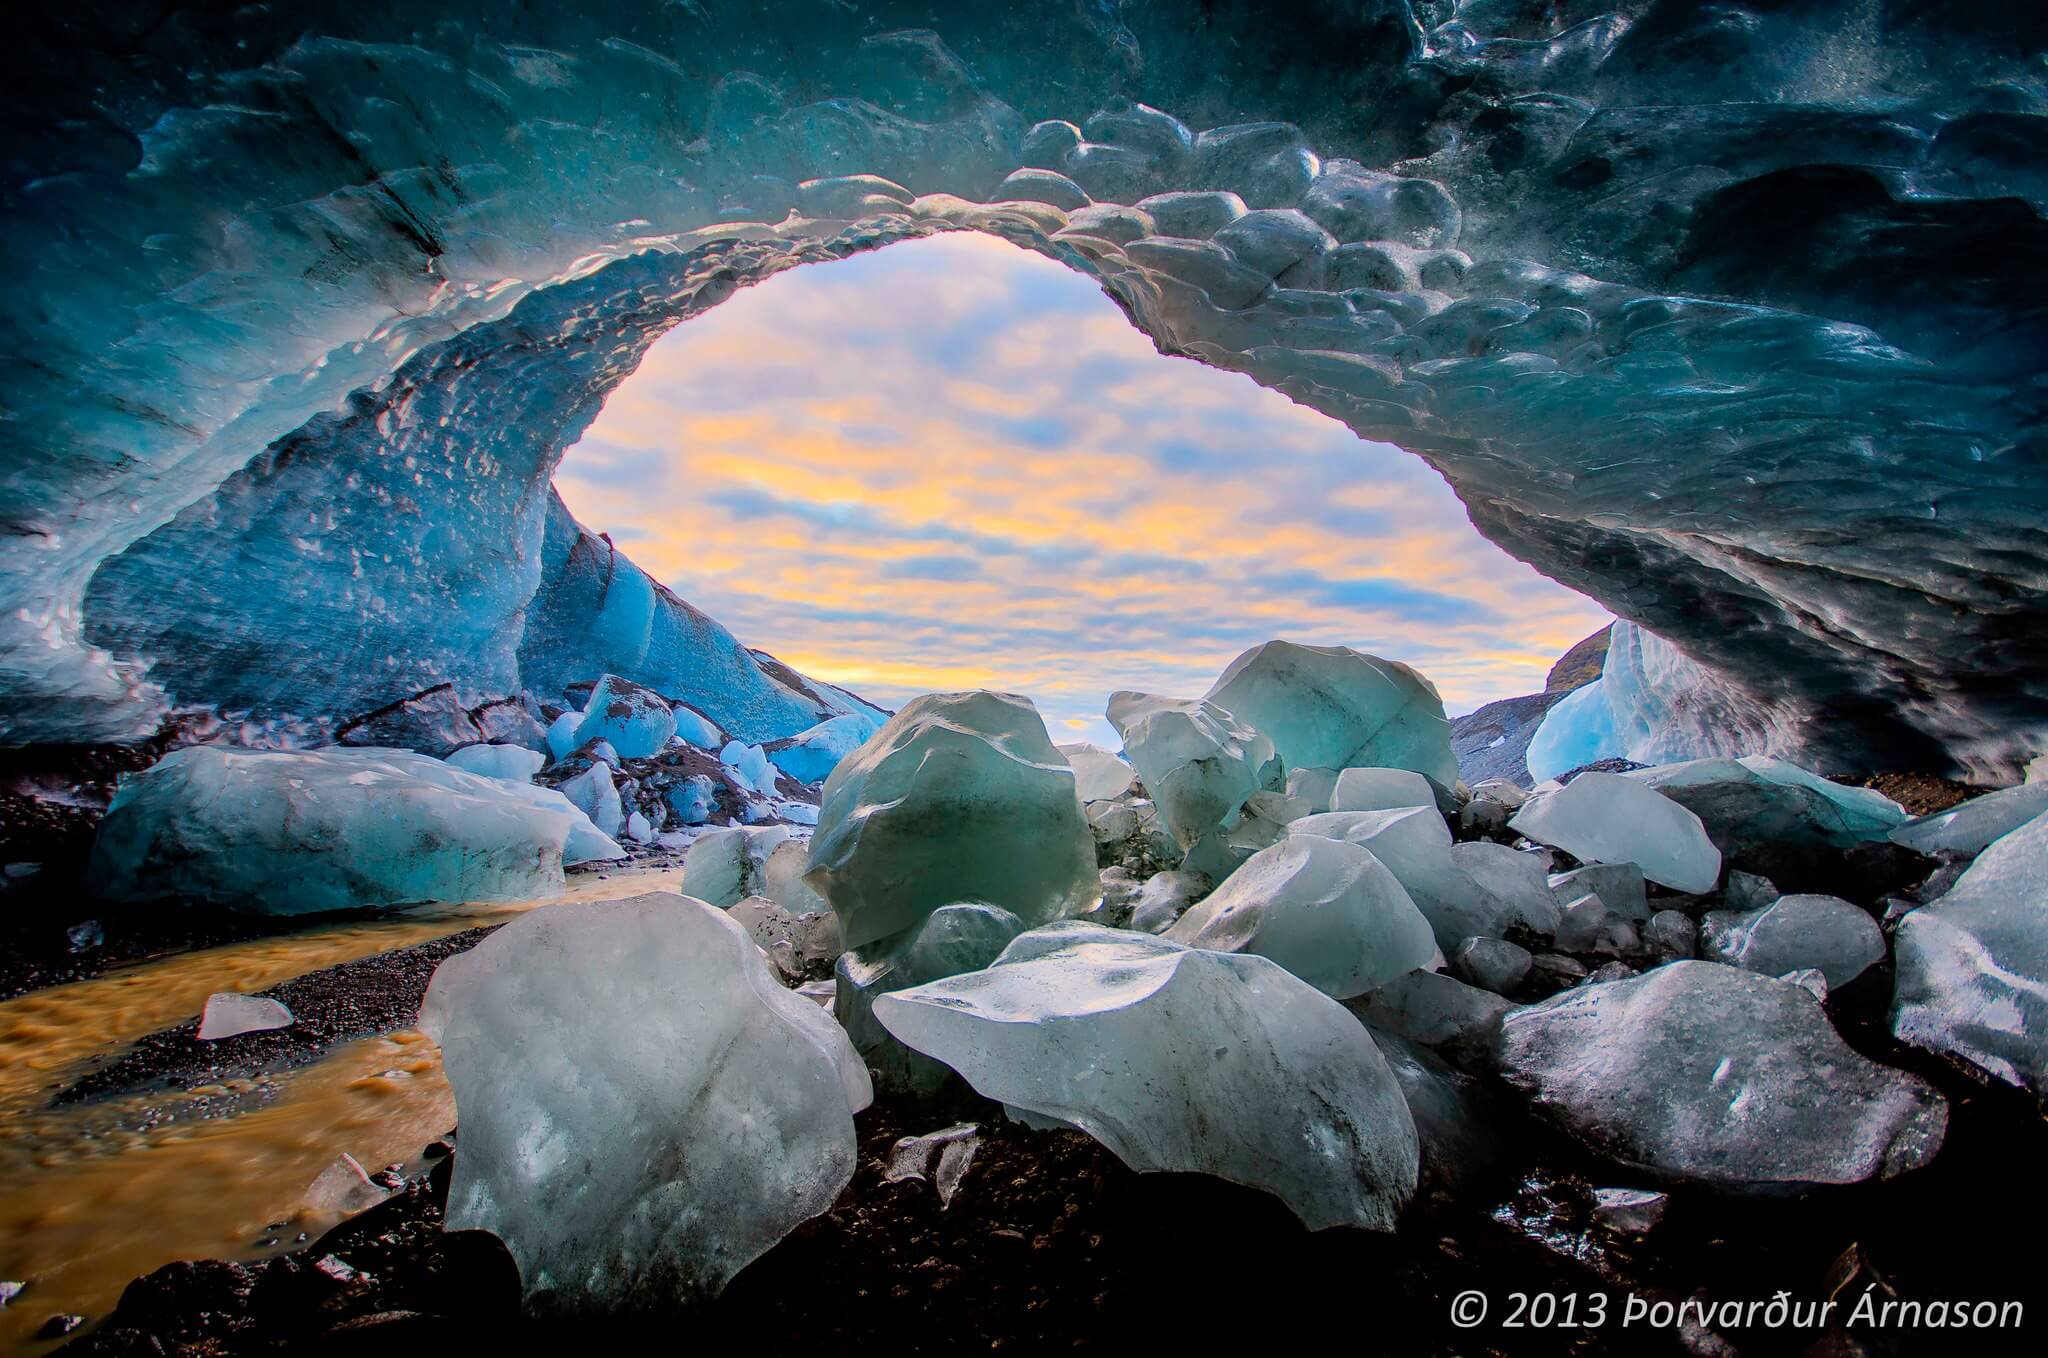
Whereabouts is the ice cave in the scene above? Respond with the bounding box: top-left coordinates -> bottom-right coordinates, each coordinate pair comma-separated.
0,1 -> 2044,1353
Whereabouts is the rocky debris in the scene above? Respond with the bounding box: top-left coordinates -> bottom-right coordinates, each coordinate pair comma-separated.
728,895 -> 842,981
876,923 -> 1419,1232
333,684 -> 482,757
1510,773 -> 1721,894
1699,894 -> 1886,991
807,692 -> 1097,950
1449,690 -> 1568,789
1164,835 -> 1439,999
419,894 -> 871,1313
1546,628 -> 1613,693
1892,809 -> 2048,1106
1205,641 -> 1457,790
1500,962 -> 1947,1191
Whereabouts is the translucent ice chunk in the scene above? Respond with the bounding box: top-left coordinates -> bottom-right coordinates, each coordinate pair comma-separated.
303,1153 -> 392,1217
556,761 -> 624,840
1347,968 -> 1511,1067
720,741 -> 777,796
1205,641 -> 1457,789
445,742 -> 545,784
1329,767 -> 1439,813
768,713 -> 879,785
875,923 -> 1418,1231
198,992 -> 293,1040
1500,962 -> 1946,1189
882,1123 -> 980,1209
1889,783 -> 2048,858
1629,757 -> 1907,863
1547,862 -> 1649,921
1292,808 -> 1556,948
807,692 -> 1096,949
1700,893 -> 1885,989
1509,773 -> 1721,893
682,825 -> 792,908
544,711 -> 582,763
1449,936 -> 1532,996
834,902 -> 1027,1093
86,746 -> 601,914
570,674 -> 676,760
1523,678 -> 1621,784
1166,835 -> 1440,999
669,703 -> 723,750
419,893 -> 870,1313
1892,809 -> 2048,1103
1056,742 -> 1137,803
1106,690 -> 1277,849
1285,767 -> 1342,815
1128,868 -> 1209,934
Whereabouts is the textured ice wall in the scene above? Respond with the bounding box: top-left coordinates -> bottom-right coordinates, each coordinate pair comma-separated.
3,2 -> 2044,774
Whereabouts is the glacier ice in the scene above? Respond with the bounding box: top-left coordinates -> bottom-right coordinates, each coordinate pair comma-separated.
670,704 -> 723,751
444,743 -> 546,785
681,825 -> 792,909
1165,835 -> 1440,999
303,1153 -> 395,1218
1509,773 -> 1721,894
1891,809 -> 2048,1104
86,746 -> 616,913
833,901 -> 1027,1093
1629,758 -> 1907,869
1329,767 -> 1440,814
555,762 -> 625,841
569,675 -> 677,761
1128,868 -> 1209,935
1449,936 -> 1532,997
1548,862 -> 1648,922
1285,767 -> 1342,816
720,741 -> 777,797
874,922 -> 1419,1231
1523,676 -> 1620,785
1205,642 -> 1457,789
419,893 -> 870,1313
882,1123 -> 980,1209
1499,962 -> 1946,1190
767,714 -> 879,786
1057,742 -> 1138,804
665,775 -> 718,827
1292,808 -> 1556,948
198,992 -> 294,1041
1889,783 -> 2048,859
544,713 -> 582,764
1106,690 -> 1277,849
1700,894 -> 1886,990
1347,968 -> 1512,1069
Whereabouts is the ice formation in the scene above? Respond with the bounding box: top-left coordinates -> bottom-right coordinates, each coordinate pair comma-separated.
419,893 -> 870,1313
1164,835 -> 1440,999
874,923 -> 1419,1231
1291,807 -> 1556,948
1329,767 -> 1441,814
1057,742 -> 1138,804
197,992 -> 294,1041
1499,962 -> 1947,1190
1509,773 -> 1721,893
556,762 -> 625,841
569,675 -> 678,761
1630,757 -> 1907,862
1892,810 -> 2048,1104
807,692 -> 1094,950
1889,783 -> 2048,858
1700,894 -> 1886,990
835,902 -> 1027,1093
1106,690 -> 1277,849
86,746 -> 618,913
1206,643 -> 1457,789
444,743 -> 546,785
767,714 -> 880,785
681,826 -> 792,909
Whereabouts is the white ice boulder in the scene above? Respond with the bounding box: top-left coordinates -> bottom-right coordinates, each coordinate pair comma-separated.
419,893 -> 870,1313
556,761 -> 624,840
1892,809 -> 2048,1104
806,692 -> 1097,950
1168,836 -> 1439,998
1057,742 -> 1137,803
570,674 -> 677,761
1128,868 -> 1209,934
543,711 -> 581,762
1499,961 -> 1946,1190
1291,808 -> 1556,948
682,825 -> 792,908
1286,767 -> 1342,815
768,714 -> 879,786
198,992 -> 293,1040
445,743 -> 546,784
1888,782 -> 2048,858
1205,641 -> 1457,789
835,901 -> 1028,1093
1510,773 -> 1721,893
874,923 -> 1419,1231
1106,690 -> 1277,849
1629,756 -> 1907,858
670,703 -> 722,749
1329,766 -> 1439,813
1700,893 -> 1885,990
86,746 -> 607,914
720,741 -> 777,796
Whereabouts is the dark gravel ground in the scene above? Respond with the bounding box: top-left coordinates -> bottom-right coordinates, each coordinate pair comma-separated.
53,928 -> 500,1110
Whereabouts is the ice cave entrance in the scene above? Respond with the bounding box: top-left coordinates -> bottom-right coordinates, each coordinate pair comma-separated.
553,233 -> 1611,747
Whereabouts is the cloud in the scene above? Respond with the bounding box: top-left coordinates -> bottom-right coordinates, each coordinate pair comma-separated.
555,232 -> 1610,746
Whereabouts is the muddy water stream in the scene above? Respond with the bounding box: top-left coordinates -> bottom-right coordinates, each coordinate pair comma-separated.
0,867 -> 683,1354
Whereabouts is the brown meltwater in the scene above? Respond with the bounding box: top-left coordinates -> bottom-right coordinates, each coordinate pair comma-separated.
0,865 -> 683,1353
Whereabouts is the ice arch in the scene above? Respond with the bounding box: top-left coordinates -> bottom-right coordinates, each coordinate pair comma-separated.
2,1 -> 2043,775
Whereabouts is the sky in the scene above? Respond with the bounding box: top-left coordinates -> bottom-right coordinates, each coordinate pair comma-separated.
555,233 -> 1609,747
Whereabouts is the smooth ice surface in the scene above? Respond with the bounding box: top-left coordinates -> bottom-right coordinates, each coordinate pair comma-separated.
303,1154 -> 392,1217
1524,677 -> 1620,784
419,893 -> 870,1313
670,704 -> 723,750
1700,894 -> 1885,990
1892,810 -> 2048,1103
556,762 -> 625,840
1293,807 -> 1556,948
445,743 -> 546,785
1450,937 -> 1532,996
808,692 -> 1095,949
1510,773 -> 1721,893
1889,783 -> 2048,858
198,992 -> 294,1041
85,746 -> 612,913
882,1124 -> 980,1209
1058,742 -> 1138,804
875,923 -> 1419,1231
1107,690 -> 1276,849
1631,757 -> 1906,861
1205,642 -> 1457,789
682,826 -> 793,909
834,902 -> 1026,1093
1329,767 -> 1440,814
720,741 -> 777,797
1500,962 -> 1946,1189
1166,836 -> 1440,999
1347,968 -> 1512,1069
570,675 -> 677,761
768,714 -> 880,786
